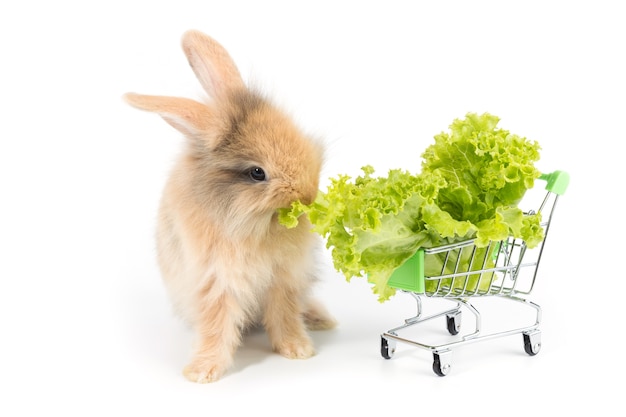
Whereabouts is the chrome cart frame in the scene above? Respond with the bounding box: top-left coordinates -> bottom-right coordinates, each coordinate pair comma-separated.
380,171 -> 569,376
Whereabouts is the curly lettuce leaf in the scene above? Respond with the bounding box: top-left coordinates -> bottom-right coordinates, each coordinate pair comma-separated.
279,167 -> 441,299
279,112 -> 543,302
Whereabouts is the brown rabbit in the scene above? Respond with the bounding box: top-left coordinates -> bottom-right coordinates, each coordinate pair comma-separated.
124,30 -> 336,383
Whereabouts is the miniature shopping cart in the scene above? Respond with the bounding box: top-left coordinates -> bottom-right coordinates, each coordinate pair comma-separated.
380,171 -> 569,376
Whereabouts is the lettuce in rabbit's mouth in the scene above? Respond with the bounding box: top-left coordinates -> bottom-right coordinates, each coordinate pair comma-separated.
278,113 -> 543,302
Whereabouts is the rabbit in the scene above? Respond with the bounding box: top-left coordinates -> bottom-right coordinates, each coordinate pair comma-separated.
123,30 -> 336,383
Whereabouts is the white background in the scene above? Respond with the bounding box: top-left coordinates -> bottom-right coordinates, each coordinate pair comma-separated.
1,1 -> 622,415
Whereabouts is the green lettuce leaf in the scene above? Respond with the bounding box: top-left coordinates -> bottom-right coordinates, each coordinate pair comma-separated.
278,112 -> 543,302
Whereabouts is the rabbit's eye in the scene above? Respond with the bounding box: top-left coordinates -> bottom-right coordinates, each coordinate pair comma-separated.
249,167 -> 266,182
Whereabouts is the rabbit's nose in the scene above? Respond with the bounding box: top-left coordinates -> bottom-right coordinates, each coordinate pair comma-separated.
299,186 -> 319,206
300,195 -> 314,206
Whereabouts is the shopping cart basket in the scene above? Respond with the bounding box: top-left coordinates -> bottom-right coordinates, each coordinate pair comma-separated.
380,170 -> 569,376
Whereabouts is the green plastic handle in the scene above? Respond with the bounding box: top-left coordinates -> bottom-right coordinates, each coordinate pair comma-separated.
539,171 -> 569,195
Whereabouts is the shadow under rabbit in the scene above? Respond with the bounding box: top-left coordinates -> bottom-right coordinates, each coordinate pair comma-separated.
225,323 -> 340,378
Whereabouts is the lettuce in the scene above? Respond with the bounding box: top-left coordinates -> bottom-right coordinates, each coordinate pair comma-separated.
279,113 -> 543,302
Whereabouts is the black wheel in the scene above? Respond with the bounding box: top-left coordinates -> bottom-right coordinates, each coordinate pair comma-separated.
446,312 -> 461,335
432,353 -> 450,376
381,335 -> 395,359
523,332 -> 541,356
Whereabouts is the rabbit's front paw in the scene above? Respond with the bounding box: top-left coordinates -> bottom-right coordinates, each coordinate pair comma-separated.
183,360 -> 226,383
275,336 -> 316,359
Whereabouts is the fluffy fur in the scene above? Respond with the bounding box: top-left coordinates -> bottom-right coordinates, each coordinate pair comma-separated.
124,30 -> 336,383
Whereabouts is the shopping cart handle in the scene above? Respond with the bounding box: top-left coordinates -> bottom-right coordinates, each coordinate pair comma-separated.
539,171 -> 569,195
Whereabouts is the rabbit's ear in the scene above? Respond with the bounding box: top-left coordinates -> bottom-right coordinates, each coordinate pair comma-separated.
123,93 -> 214,137
182,30 -> 245,100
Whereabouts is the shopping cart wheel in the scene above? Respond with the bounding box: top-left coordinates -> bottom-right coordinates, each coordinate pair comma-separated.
523,330 -> 541,356
381,334 -> 396,359
432,351 -> 452,376
446,311 -> 461,335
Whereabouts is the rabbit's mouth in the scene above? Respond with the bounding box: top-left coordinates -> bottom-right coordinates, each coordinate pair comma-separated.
296,193 -> 316,207
274,188 -> 317,208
